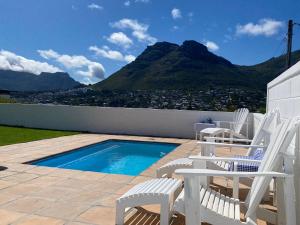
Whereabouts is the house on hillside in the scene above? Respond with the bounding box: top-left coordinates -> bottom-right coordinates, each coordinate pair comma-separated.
0,90 -> 10,99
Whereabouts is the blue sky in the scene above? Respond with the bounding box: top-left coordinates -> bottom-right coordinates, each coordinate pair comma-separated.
0,0 -> 299,84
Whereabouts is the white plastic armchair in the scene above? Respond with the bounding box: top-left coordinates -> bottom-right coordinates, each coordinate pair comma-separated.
214,108 -> 249,139
175,118 -> 299,225
208,109 -> 280,144
175,168 -> 294,225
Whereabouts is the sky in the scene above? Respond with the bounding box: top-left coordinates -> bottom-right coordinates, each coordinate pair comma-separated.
0,0 -> 299,84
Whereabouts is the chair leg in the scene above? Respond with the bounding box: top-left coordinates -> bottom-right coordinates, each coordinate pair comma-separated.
116,202 -> 125,225
160,199 -> 170,225
233,177 -> 239,199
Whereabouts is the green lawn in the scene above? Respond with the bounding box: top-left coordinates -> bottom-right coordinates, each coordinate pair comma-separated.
0,126 -> 80,146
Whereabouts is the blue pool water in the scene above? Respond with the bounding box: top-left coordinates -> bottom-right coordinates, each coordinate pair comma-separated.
30,140 -> 178,176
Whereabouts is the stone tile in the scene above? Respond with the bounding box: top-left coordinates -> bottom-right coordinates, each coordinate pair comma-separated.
0,180 -> 16,190
25,167 -> 58,175
72,171 -> 107,181
0,209 -> 25,225
65,222 -> 92,225
36,201 -> 90,220
52,178 -> 99,190
2,173 -> 39,183
0,193 -> 21,206
97,194 -> 120,208
1,184 -> 41,196
105,174 -> 134,184
66,191 -> 107,206
49,169 -> 83,178
0,170 -> 17,178
87,181 -> 124,194
14,215 -> 65,225
77,206 -> 115,225
23,176 -> 65,187
32,186 -> 80,200
3,196 -> 54,213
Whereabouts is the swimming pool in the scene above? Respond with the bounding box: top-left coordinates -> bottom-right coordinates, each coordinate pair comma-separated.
29,140 -> 179,176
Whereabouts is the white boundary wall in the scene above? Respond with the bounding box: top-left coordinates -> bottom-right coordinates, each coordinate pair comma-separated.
267,61 -> 300,224
0,104 -> 254,139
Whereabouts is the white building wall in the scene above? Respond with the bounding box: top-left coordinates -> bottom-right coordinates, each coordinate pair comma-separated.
0,104 -> 253,139
267,61 -> 300,224
253,113 -> 264,136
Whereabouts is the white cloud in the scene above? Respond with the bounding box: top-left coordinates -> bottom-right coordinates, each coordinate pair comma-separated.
107,32 -> 133,48
0,50 -> 61,75
124,0 -> 149,6
87,3 -> 103,10
204,41 -> 219,51
236,18 -> 284,37
132,30 -> 157,44
172,25 -> 179,30
171,8 -> 182,19
135,0 -> 150,3
124,55 -> 136,63
89,46 -> 136,63
188,12 -> 194,18
112,18 -> 147,32
111,18 -> 157,44
38,49 -> 60,59
38,49 -> 105,80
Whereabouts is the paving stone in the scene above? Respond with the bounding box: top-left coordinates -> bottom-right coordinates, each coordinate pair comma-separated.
35,201 -> 90,220
1,173 -> 39,183
77,206 -> 115,225
0,209 -> 26,225
0,193 -> 21,206
13,215 -> 65,225
3,196 -> 54,213
0,180 -> 16,190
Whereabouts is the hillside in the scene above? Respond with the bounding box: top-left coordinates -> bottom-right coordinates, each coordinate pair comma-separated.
94,40 -> 300,91
0,70 -> 81,92
238,50 -> 300,84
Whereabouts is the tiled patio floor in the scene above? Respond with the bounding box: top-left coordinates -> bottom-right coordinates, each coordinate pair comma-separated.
0,134 -> 272,225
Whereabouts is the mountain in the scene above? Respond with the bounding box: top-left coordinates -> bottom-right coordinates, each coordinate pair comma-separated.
94,40 -> 300,91
0,70 -> 82,92
238,50 -> 300,85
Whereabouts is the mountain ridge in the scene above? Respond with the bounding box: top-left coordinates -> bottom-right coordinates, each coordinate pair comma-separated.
94,40 -> 300,91
0,70 -> 82,92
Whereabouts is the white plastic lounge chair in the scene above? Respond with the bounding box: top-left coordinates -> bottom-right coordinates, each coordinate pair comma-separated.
115,178 -> 182,225
116,118 -> 298,225
174,118 -> 298,225
156,110 -> 278,178
199,108 -> 249,141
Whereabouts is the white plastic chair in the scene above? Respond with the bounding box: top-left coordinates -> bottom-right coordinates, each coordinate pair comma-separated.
175,118 -> 298,225
200,108 -> 249,141
156,110 -> 278,179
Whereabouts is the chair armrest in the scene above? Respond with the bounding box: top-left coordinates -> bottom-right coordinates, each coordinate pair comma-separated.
197,141 -> 265,149
204,136 -> 252,143
175,169 -> 291,178
189,155 -> 262,164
